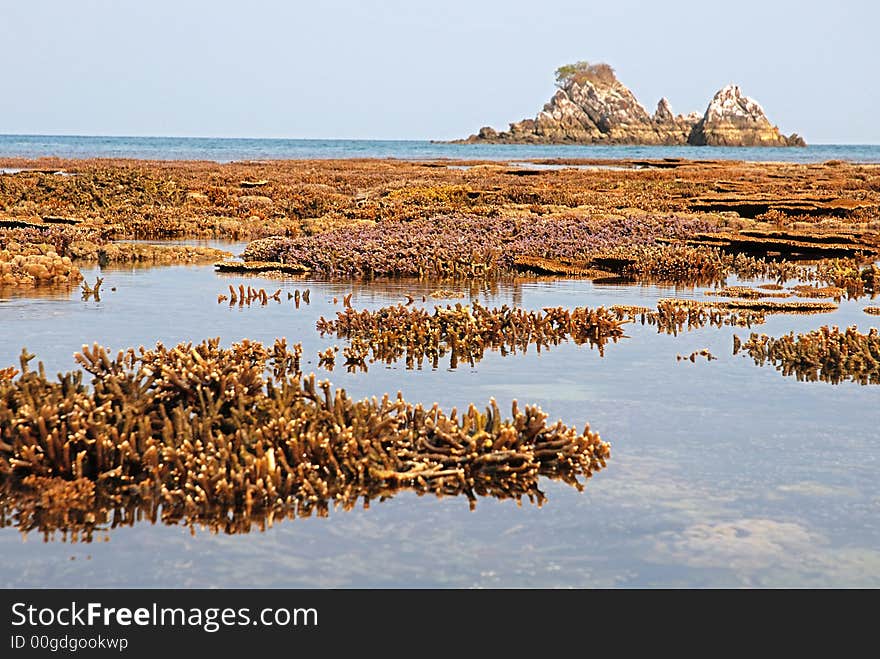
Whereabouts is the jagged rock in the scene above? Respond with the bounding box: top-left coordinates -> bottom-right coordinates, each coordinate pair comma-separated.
653,98 -> 675,123
499,77 -> 696,145
457,66 -> 803,147
688,84 -> 805,146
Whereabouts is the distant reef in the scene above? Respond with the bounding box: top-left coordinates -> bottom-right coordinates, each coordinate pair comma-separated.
454,62 -> 804,147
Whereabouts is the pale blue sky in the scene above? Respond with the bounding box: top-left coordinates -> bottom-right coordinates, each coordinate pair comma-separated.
1,0 -> 877,143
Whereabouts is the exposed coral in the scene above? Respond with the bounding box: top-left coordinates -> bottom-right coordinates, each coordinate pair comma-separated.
318,346 -> 339,370
429,289 -> 466,299
813,260 -> 879,297
80,277 -> 104,301
0,248 -> 82,287
215,260 -> 309,274
721,299 -> 837,313
317,302 -> 626,369
681,227 -> 880,258
734,326 -> 880,385
3,158 -> 879,240
222,285 -> 282,306
3,158 -> 878,299
612,300 -> 765,336
705,286 -> 790,299
71,243 -> 231,264
244,214 -> 715,280
0,339 -> 610,540
790,285 -> 847,299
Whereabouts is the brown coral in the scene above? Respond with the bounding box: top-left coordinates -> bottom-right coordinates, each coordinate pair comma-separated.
0,339 -> 610,540
317,302 -> 626,369
734,326 -> 880,385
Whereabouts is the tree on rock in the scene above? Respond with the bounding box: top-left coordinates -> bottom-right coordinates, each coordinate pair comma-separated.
554,61 -> 616,88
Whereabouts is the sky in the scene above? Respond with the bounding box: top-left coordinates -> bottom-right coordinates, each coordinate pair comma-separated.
1,0 -> 877,143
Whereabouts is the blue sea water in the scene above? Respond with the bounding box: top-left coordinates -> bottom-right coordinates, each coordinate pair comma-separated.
0,134 -> 878,163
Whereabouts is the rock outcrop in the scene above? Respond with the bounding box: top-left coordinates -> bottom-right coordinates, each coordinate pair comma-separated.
458,65 -> 804,146
653,98 -> 675,123
688,85 -> 804,146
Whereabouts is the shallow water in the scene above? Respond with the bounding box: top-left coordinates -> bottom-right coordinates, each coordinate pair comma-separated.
1,135 -> 879,164
1,241 -> 878,587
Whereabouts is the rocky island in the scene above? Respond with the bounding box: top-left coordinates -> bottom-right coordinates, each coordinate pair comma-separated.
458,61 -> 804,147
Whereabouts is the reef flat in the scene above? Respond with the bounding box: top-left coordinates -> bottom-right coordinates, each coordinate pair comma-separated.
0,340 -> 609,540
1,156 -> 878,289
1,155 -> 879,549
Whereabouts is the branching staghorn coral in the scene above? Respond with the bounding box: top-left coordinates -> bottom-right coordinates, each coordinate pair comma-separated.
317,301 -> 627,369
734,325 -> 880,385
0,339 -> 610,541
813,260 -> 879,297
611,300 -> 766,335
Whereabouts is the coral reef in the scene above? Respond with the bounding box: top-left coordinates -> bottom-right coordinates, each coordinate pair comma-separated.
790,285 -> 847,299
0,339 -> 610,540
813,260 -> 878,297
214,260 -> 310,275
706,286 -> 790,299
317,302 -> 626,369
721,299 -> 837,313
612,300 -> 765,336
3,158 -> 878,240
71,243 -> 231,264
734,326 -> 880,384
3,158 -> 879,288
0,248 -> 82,287
680,228 -> 880,258
243,214 -> 716,280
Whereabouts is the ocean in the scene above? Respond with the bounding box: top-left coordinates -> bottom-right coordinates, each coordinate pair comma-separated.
0,134 -> 878,163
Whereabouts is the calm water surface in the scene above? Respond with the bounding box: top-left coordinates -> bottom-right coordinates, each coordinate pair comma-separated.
1,134 -> 879,163
0,241 -> 878,587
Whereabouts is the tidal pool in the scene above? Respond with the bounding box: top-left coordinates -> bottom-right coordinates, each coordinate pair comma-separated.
0,241 -> 878,587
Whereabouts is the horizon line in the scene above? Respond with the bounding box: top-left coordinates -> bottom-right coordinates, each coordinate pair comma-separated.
0,132 -> 877,147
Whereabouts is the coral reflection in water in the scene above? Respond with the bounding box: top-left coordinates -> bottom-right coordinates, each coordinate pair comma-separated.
317,302 -> 626,370
0,338 -> 610,542
734,325 -> 880,385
